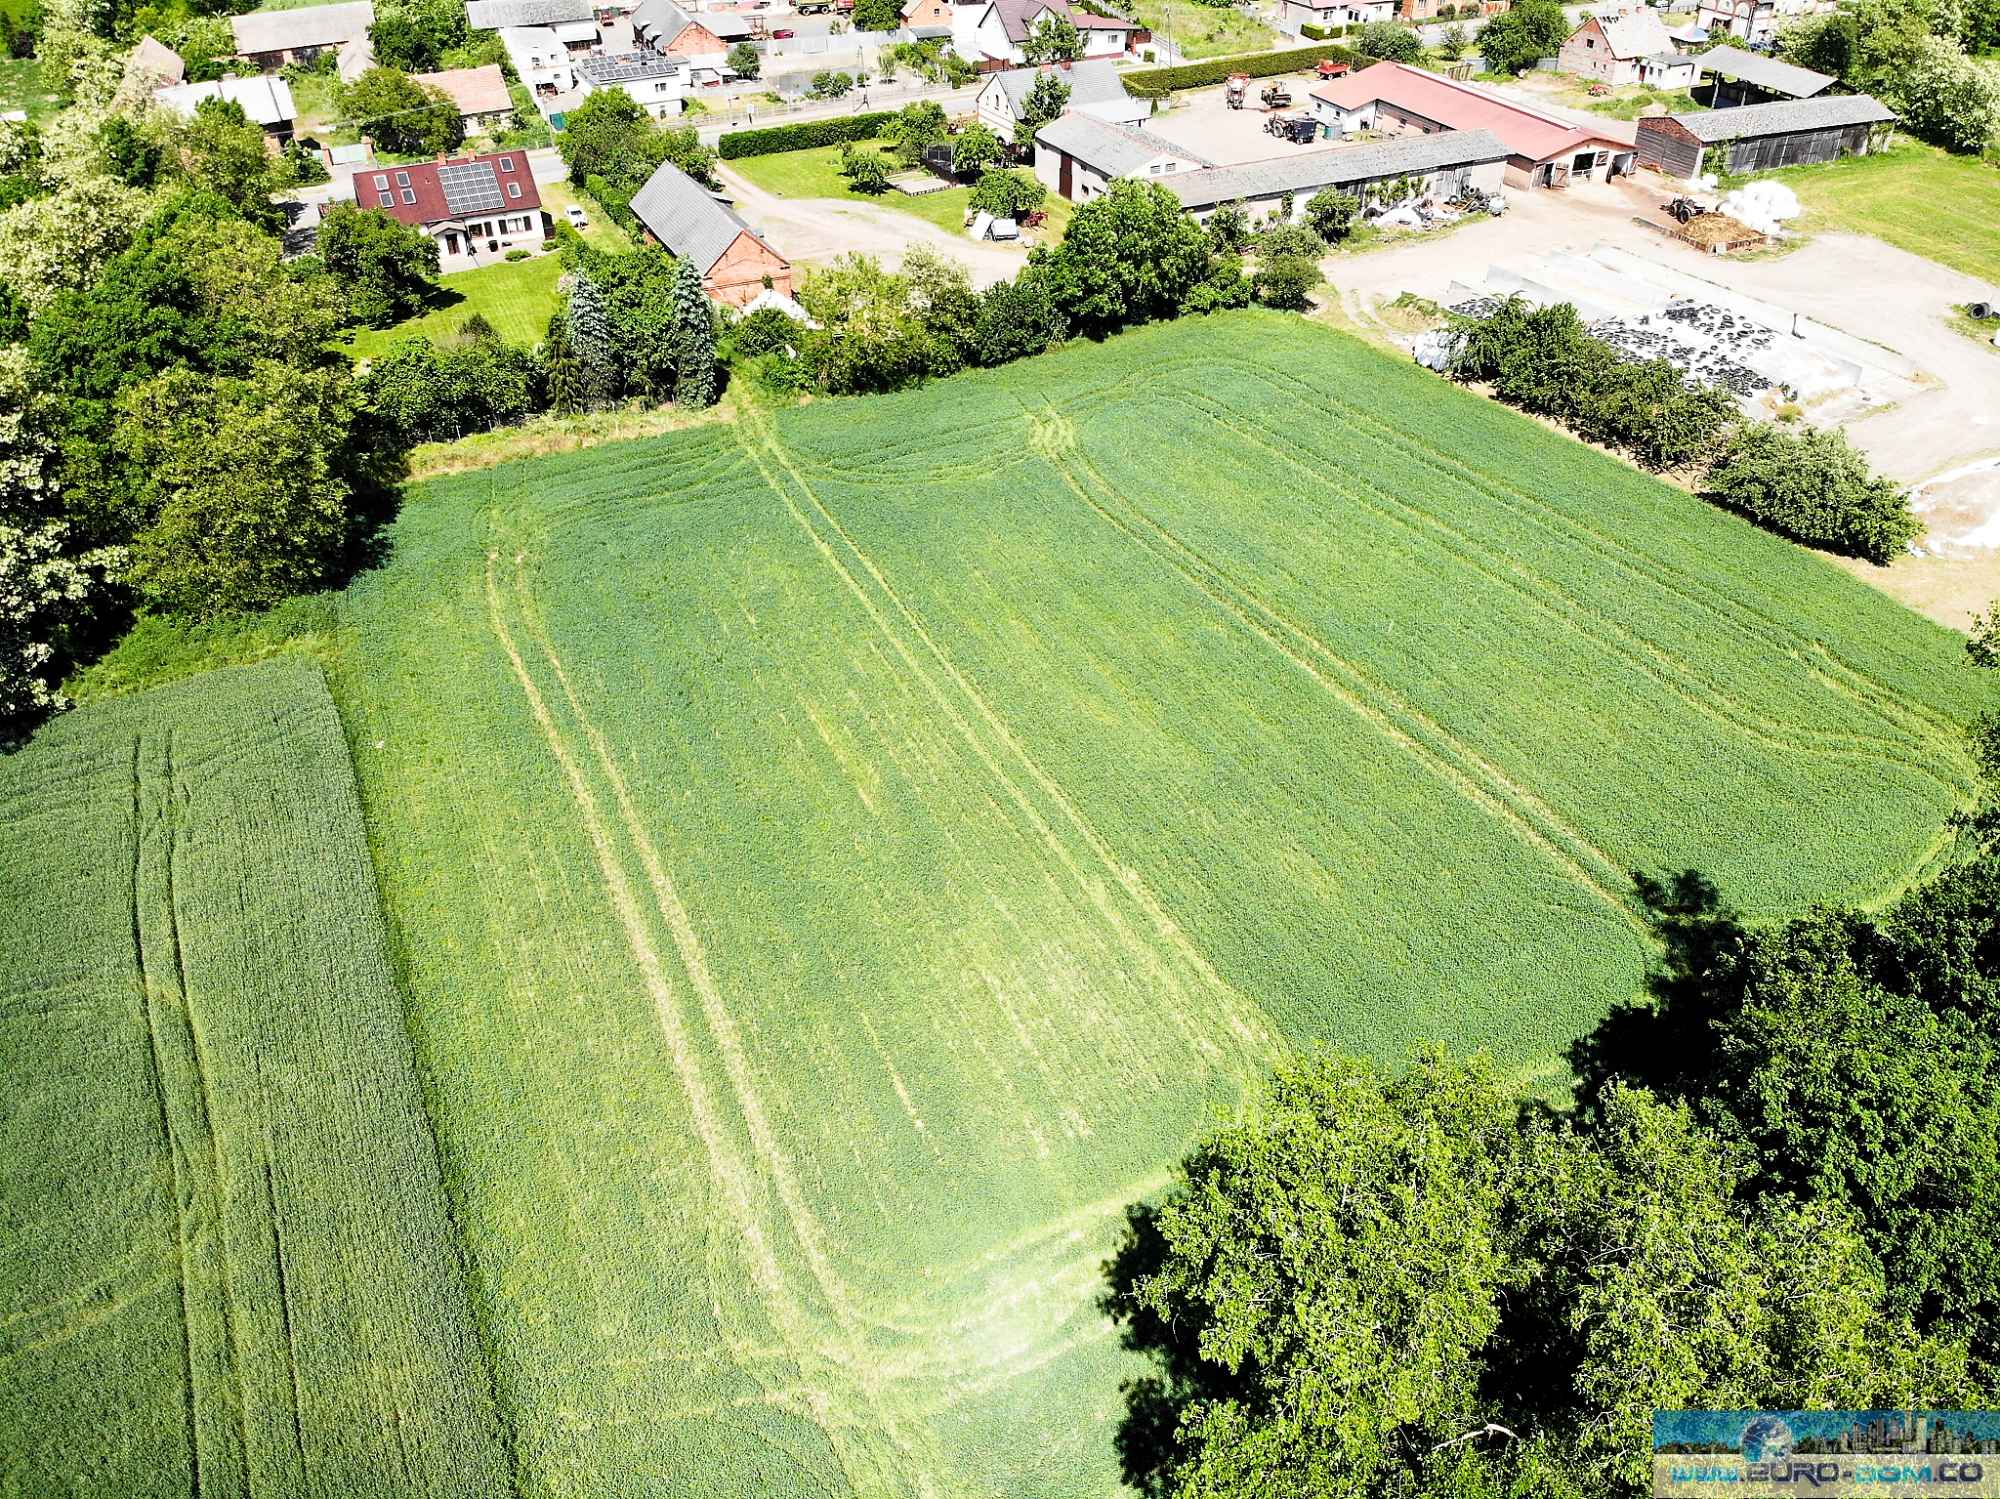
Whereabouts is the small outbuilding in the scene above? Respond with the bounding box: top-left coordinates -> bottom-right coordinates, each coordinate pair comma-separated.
123,35 -> 186,89
155,74 -> 298,144
1692,45 -> 1834,105
1635,92 -> 1895,178
1032,113 -> 1212,202
629,160 -> 792,306
412,64 -> 515,133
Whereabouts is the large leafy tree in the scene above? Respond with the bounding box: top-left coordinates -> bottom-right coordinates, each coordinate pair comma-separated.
313,201 -> 440,327
1012,69 -> 1070,148
342,67 -> 464,157
1474,0 -> 1567,75
1021,12 -> 1081,62
885,99 -> 948,167
1032,178 -> 1216,337
558,86 -> 716,192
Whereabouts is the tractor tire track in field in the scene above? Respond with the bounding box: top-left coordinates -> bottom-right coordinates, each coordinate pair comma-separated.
1167,387 -> 1968,801
739,407 -> 1282,1077
482,551 -> 939,1499
1025,404 -> 1647,937
1188,355 -> 1972,768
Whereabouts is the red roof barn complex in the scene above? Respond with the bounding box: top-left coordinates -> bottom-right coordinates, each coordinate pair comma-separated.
349,151 -> 551,267
1310,61 -> 1640,189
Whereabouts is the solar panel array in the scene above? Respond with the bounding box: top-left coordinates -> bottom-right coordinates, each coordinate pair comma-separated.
438,161 -> 505,216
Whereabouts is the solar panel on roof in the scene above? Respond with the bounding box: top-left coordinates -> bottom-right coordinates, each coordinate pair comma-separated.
437,161 -> 505,216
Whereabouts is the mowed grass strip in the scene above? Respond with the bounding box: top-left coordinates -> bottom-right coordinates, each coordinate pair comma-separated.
0,659 -> 509,1499
1772,140 -> 2000,287
321,312 -> 1983,1499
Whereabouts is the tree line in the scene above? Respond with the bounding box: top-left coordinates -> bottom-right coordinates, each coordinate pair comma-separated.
1112,619 -> 2000,1498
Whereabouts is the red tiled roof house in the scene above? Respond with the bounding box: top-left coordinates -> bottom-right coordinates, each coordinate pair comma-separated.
349,150 -> 551,267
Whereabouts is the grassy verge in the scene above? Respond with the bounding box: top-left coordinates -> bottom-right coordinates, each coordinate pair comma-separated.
0,57 -> 61,123
1128,0 -> 1277,61
1767,140 -> 2000,287
730,139 -> 1074,242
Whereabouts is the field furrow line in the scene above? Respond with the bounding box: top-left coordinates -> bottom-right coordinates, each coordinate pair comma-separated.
1206,356 -> 1970,756
1035,427 -> 1644,934
259,1155 -> 309,1480
484,552 -> 932,1499
1174,389 -> 1966,797
741,410 -> 1281,1074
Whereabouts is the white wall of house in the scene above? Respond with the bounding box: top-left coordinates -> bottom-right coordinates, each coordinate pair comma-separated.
575,68 -> 688,115
1078,27 -> 1127,55
431,209 -> 546,265
1313,96 -> 1377,133
501,27 -> 577,100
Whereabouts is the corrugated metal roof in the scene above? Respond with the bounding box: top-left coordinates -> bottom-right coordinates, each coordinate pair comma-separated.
1666,91 -> 1894,141
1035,112 -> 1208,175
465,0 -> 595,29
230,0 -> 373,56
1164,128 -> 1510,207
631,160 -> 768,272
1693,45 -> 1833,98
154,74 -> 297,126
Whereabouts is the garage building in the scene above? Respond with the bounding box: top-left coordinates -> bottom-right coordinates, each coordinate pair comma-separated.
1162,129 -> 1510,225
1635,93 -> 1896,178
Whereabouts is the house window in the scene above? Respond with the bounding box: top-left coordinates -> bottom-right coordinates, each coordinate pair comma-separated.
395,170 -> 410,184
378,191 -> 393,206
507,181 -> 522,198
401,188 -> 416,204
372,174 -> 389,187
498,156 -> 516,171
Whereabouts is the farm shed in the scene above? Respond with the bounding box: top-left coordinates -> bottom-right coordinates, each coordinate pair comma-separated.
1309,62 -> 1638,189
155,75 -> 297,145
1033,114 -> 1212,202
1163,128 -> 1509,224
1636,93 -> 1895,178
630,160 -> 793,306
229,0 -> 373,68
1693,44 -> 1832,105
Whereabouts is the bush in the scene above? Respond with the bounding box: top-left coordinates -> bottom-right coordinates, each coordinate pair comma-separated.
1257,221 -> 1325,259
972,270 -> 1067,365
1702,422 -> 1922,562
1355,19 -> 1422,60
723,305 -> 800,359
1253,253 -> 1320,309
1205,201 -> 1251,253
1303,187 -> 1358,242
362,334 -> 544,447
1120,43 -> 1373,97
1184,254 -> 1254,313
837,141 -> 891,192
970,168 -> 1046,219
718,111 -> 899,158
505,247 -> 531,261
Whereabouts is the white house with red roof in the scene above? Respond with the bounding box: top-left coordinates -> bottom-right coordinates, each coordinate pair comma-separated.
1309,61 -> 1638,189
348,151 -> 551,267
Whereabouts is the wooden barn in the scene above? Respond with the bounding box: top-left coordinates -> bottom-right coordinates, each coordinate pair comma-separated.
1635,93 -> 1895,179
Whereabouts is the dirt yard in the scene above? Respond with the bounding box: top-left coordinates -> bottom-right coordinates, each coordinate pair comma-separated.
1330,174 -> 2000,632
1144,82 -> 1332,165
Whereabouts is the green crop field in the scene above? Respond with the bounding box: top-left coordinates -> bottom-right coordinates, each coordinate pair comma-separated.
0,660 -> 509,1498
5,312 -> 1988,1498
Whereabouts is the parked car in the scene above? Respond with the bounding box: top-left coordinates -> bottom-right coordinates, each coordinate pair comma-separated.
773,26 -> 794,35
565,205 -> 589,227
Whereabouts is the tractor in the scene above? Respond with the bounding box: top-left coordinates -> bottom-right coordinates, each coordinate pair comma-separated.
1264,111 -> 1316,143
1259,80 -> 1292,110
1224,72 -> 1250,108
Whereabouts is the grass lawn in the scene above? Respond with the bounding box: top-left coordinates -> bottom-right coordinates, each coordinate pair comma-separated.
0,56 -> 62,123
41,310 -> 1986,1499
1127,0 -> 1276,59
343,188 -> 630,359
731,139 -> 1073,240
1765,141 -> 2000,288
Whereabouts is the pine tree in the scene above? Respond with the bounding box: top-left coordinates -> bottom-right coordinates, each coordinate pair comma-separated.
565,269 -> 618,408
542,311 -> 583,417
668,258 -> 719,409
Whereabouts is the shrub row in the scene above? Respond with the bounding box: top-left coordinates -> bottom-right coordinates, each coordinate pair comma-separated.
718,110 -> 901,158
1120,43 -> 1373,97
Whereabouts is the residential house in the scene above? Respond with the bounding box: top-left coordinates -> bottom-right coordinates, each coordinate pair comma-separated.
1693,0 -> 1831,48
230,1 -> 373,68
1165,128 -> 1509,223
154,75 -> 298,146
574,51 -> 690,115
951,0 -> 1119,70
1310,61 -> 1639,187
901,0 -> 953,30
1399,0 -> 1509,19
1032,112 -> 1210,201
631,0 -> 734,63
414,64 -> 516,133
1070,11 -> 1143,54
1277,0 -> 1396,37
1693,45 -> 1832,105
466,0 -> 603,50
1635,92 -> 1894,177
501,24 -> 579,101
122,35 -> 185,90
975,57 -> 1148,136
1557,7 -> 1673,86
348,150 -> 550,266
629,160 -> 793,306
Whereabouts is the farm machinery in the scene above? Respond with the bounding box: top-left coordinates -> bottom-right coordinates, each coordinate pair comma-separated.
1264,111 -> 1317,144
1225,72 -> 1250,108
1259,80 -> 1293,109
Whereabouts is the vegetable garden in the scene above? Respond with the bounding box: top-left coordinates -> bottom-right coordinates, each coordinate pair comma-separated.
3,312 -> 1987,1499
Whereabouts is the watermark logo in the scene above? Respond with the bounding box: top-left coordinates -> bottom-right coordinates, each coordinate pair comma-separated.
1654,1412 -> 2000,1497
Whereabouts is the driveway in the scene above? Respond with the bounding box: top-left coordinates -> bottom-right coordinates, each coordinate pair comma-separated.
716,163 -> 1038,288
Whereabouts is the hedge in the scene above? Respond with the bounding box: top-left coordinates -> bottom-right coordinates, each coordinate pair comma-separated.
1120,42 -> 1374,96
718,111 -> 900,158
